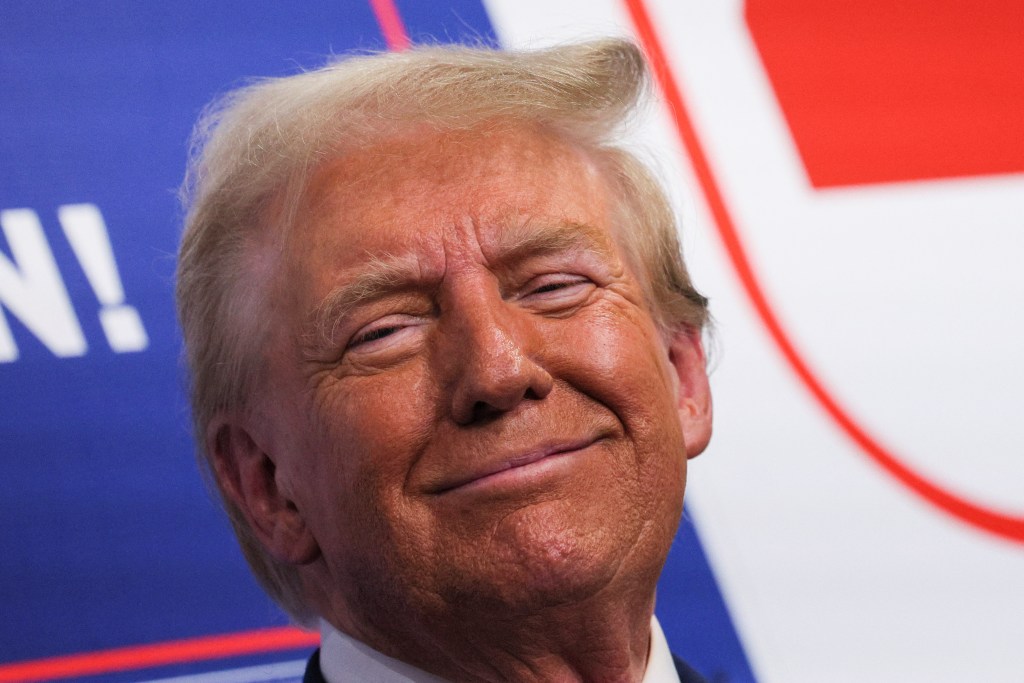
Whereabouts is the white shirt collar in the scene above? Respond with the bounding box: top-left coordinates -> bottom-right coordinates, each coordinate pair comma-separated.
319,616 -> 681,683
645,616 -> 683,683
319,621 -> 447,683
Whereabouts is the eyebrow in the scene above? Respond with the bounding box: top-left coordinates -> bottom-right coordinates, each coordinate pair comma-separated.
304,252 -> 425,349
495,219 -> 615,268
303,219 -> 615,349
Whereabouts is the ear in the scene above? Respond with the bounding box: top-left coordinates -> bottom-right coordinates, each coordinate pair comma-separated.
207,417 -> 320,565
666,327 -> 713,458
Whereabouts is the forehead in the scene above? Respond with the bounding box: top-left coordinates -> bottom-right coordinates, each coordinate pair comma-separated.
282,125 -> 617,279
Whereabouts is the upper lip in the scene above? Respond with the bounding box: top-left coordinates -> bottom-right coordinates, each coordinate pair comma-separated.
428,435 -> 601,494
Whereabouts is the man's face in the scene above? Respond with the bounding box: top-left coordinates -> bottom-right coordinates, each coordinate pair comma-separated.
247,125 -> 708,633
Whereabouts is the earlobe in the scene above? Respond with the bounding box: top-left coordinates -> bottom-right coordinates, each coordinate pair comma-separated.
666,328 -> 713,459
208,418 -> 320,565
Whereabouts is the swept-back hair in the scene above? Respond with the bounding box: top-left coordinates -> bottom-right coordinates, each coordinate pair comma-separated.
176,38 -> 708,625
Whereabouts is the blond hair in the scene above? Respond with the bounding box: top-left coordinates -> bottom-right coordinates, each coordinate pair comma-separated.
176,38 -> 708,625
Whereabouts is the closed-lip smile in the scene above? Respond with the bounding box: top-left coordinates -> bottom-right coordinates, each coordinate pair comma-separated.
431,436 -> 602,495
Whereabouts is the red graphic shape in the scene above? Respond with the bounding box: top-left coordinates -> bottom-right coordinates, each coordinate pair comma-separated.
0,627 -> 318,682
623,0 -> 1024,543
746,0 -> 1024,187
370,0 -> 411,51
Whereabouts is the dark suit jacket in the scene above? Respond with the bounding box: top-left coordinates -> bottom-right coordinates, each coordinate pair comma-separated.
302,648 -> 709,682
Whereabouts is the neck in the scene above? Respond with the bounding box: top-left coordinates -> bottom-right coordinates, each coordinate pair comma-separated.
321,584 -> 656,682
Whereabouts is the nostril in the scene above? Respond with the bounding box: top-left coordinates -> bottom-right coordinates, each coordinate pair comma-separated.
523,386 -> 546,401
468,400 -> 504,424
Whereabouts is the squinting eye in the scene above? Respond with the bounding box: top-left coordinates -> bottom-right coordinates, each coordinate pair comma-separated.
531,281 -> 575,294
525,275 -> 591,298
347,315 -> 425,352
351,326 -> 400,346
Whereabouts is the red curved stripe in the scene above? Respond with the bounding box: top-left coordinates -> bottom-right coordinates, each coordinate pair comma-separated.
369,0 -> 411,51
623,0 -> 1024,543
0,627 -> 319,682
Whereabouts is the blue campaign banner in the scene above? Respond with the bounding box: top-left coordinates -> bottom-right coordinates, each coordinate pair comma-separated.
0,2 -> 753,680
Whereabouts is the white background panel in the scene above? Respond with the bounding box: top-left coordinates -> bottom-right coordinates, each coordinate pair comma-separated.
486,1 -> 1024,680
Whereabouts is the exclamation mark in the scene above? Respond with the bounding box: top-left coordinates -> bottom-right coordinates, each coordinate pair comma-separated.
57,203 -> 148,353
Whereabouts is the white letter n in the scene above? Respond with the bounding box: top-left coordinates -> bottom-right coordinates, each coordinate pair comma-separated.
0,208 -> 86,362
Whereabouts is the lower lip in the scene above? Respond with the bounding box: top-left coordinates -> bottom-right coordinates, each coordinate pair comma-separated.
445,444 -> 597,497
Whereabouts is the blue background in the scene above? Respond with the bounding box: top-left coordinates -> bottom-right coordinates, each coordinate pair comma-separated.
0,2 -> 754,680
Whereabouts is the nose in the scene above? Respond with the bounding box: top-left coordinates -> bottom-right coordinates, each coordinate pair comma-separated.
443,285 -> 554,425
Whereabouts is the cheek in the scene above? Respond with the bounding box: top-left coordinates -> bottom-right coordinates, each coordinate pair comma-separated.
549,305 -> 678,430
545,305 -> 687,507
303,366 -> 439,542
315,369 -> 436,484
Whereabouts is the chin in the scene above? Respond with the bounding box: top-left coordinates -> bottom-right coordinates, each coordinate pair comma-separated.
440,498 -> 672,617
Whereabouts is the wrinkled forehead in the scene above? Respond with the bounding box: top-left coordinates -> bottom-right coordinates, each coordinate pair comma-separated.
280,124 -> 622,275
